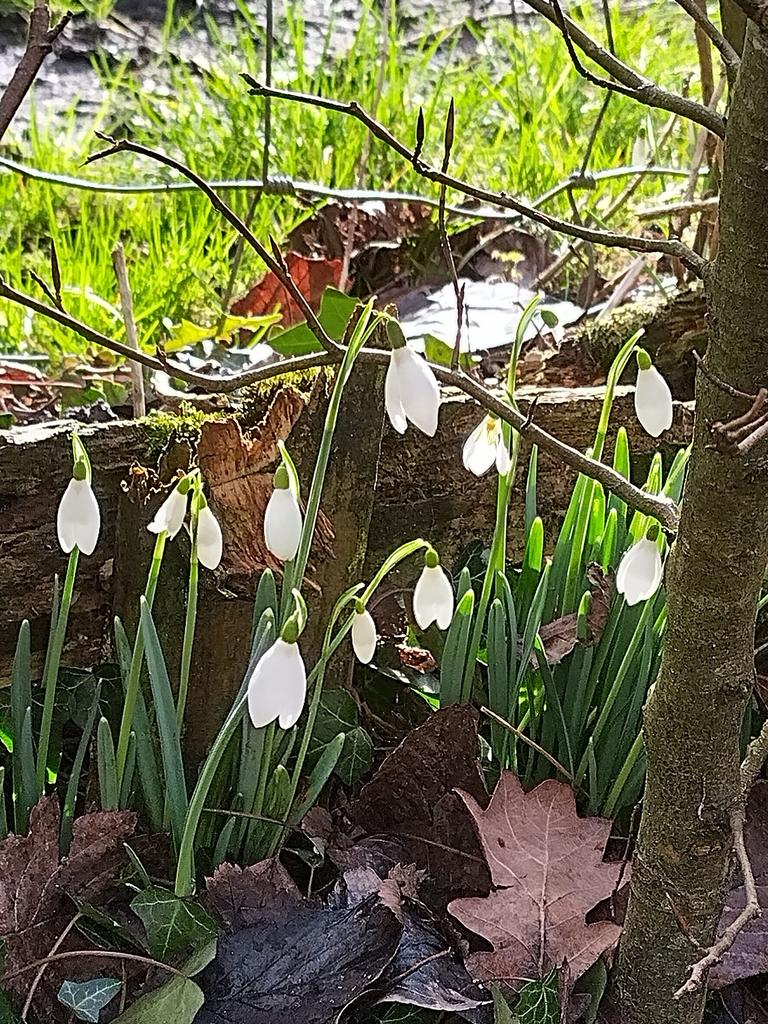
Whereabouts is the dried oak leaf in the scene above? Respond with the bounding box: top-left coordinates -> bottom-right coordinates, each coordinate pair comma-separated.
350,705 -> 491,911
0,796 -> 135,1008
231,253 -> 342,327
448,773 -> 622,989
711,781 -> 768,987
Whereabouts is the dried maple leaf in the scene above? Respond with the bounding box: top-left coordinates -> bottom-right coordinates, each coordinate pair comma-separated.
448,773 -> 622,989
531,565 -> 615,666
231,253 -> 342,327
0,796 -> 136,1013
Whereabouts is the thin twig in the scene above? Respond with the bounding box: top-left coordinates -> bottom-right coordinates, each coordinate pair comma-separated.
436,99 -> 465,371
674,807 -> 761,998
481,706 -> 574,780
85,133 -> 340,355
5,949 -> 187,982
0,2 -> 71,143
692,349 -> 757,401
0,275 -> 681,531
672,0 -> 741,80
517,0 -> 725,138
242,78 -> 708,278
112,243 -> 146,418
741,718 -> 768,795
638,196 -> 719,220
22,913 -> 81,1020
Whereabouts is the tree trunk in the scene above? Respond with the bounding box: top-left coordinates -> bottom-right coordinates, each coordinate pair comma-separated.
615,23 -> 768,1023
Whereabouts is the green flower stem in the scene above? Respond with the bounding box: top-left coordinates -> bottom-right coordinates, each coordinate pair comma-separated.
251,722 -> 275,822
175,508 -> 200,733
36,548 -> 79,793
282,538 -> 430,835
115,531 -> 168,784
279,302 -> 378,625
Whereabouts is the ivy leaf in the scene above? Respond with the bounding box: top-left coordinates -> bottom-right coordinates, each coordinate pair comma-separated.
57,978 -> 121,1022
112,976 -> 203,1024
130,886 -> 217,960
335,726 -> 374,786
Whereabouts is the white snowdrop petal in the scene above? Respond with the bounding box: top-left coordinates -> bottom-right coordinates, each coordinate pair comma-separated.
264,487 -> 303,562
57,478 -> 101,555
413,565 -> 455,630
495,434 -> 512,476
351,609 -> 377,665
197,505 -> 223,570
247,639 -> 307,729
148,488 -> 188,539
463,419 -> 496,477
635,366 -> 673,438
393,348 -> 440,437
385,353 -> 408,434
616,538 -> 663,606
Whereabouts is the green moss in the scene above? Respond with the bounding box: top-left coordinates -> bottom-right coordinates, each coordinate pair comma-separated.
140,403 -> 226,454
576,297 -> 665,370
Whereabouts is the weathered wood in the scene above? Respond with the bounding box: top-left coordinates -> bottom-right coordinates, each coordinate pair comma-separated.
0,384 -> 692,699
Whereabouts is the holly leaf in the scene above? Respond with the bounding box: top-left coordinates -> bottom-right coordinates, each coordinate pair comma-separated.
449,773 -> 623,989
57,977 -> 121,1022
130,886 -> 217,960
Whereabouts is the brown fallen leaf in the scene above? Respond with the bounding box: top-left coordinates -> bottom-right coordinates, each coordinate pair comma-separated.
232,253 -> 342,326
449,773 -> 623,990
0,796 -> 136,1013
711,781 -> 768,987
349,705 -> 491,911
533,565 -> 615,666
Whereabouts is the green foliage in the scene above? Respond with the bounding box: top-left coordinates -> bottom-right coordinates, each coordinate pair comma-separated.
57,978 -> 122,1023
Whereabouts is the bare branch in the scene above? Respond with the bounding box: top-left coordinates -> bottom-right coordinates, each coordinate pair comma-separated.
674,807 -> 761,998
0,2 -> 71,143
85,133 -> 341,356
638,196 -> 719,220
518,0 -> 726,139
242,78 -> 709,279
742,716 -> 768,795
436,99 -> 465,371
0,276 -> 680,532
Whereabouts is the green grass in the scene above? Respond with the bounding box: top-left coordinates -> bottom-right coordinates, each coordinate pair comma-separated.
0,0 -> 699,361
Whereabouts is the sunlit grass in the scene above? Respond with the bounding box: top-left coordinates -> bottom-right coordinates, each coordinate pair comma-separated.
0,0 -> 699,359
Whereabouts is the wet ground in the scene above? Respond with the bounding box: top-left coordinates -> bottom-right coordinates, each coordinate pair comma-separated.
0,0 -> 520,128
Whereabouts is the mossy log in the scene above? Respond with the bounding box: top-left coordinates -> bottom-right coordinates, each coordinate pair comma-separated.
0,382 -> 692,755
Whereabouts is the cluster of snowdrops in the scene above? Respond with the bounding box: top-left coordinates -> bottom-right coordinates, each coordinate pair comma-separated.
56,332 -> 673,738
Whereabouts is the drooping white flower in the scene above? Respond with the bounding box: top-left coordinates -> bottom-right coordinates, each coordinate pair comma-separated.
634,351 -> 673,438
413,551 -> 454,630
148,482 -> 189,539
385,345 -> 440,437
462,415 -> 512,476
616,536 -> 664,606
264,465 -> 303,562
247,638 -> 307,730
197,503 -> 223,570
351,606 -> 377,665
57,471 -> 100,556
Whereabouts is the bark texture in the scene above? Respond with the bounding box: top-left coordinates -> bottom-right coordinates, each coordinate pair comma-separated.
616,24 -> 768,1023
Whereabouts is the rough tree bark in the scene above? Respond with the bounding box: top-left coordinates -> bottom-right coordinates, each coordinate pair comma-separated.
615,23 -> 768,1023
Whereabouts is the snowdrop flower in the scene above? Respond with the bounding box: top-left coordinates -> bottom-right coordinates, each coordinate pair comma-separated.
351,601 -> 377,665
384,324 -> 440,437
616,528 -> 664,606
634,349 -> 673,438
57,456 -> 100,556
247,615 -> 307,729
148,477 -> 190,539
264,463 -> 303,562
462,415 -> 512,476
413,548 -> 454,630
196,495 -> 223,570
